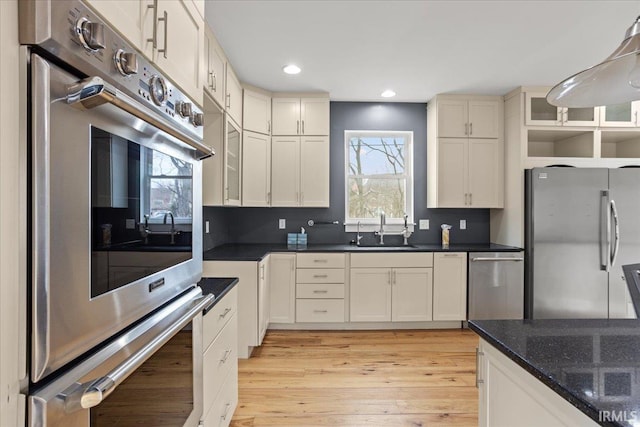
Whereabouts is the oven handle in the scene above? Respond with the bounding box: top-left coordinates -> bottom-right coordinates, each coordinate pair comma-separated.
61,293 -> 214,413
66,76 -> 214,160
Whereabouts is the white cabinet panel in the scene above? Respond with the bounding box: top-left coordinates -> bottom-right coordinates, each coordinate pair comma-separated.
204,26 -> 226,108
433,253 -> 467,321
244,89 -> 271,135
469,100 -> 501,138
269,254 -> 296,324
468,139 -> 503,208
350,268 -> 392,322
86,0 -> 143,49
202,96 -> 225,206
272,98 -> 300,135
258,257 -> 270,344
225,65 -> 243,126
301,98 -> 330,135
297,253 -> 346,269
271,136 -> 300,206
392,268 -> 433,322
300,136 -> 330,207
241,131 -> 270,207
437,99 -> 468,138
437,138 -> 468,208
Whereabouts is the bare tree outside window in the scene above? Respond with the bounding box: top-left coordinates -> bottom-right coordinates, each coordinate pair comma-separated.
147,149 -> 193,221
345,131 -> 413,224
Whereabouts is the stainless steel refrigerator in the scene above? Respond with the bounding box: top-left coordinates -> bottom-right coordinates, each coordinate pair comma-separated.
525,167 -> 638,319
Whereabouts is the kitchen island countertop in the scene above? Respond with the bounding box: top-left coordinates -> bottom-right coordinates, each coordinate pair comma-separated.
203,242 -> 521,261
469,318 -> 640,427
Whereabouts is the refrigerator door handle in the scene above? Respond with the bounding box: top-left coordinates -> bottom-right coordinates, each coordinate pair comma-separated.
610,199 -> 620,267
601,190 -> 610,272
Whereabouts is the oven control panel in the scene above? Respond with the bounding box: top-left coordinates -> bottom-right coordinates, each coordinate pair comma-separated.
21,0 -> 204,143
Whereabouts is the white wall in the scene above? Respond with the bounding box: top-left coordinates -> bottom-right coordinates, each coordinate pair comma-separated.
1,0 -> 27,425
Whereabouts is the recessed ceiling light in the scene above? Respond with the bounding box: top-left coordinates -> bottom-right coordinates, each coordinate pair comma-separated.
381,90 -> 396,98
283,64 -> 301,75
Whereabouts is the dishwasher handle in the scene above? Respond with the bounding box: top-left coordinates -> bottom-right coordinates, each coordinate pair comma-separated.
471,257 -> 524,262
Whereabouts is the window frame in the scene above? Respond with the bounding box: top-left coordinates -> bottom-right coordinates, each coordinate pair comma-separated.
344,130 -> 414,232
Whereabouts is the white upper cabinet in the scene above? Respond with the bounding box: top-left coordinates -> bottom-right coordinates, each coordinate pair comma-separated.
270,136 -> 300,207
272,97 -> 329,136
243,89 -> 271,135
202,95 -> 224,206
224,116 -> 242,206
299,136 -> 330,207
85,1 -> 144,49
143,0 -> 204,105
525,91 -> 599,127
599,101 -> 640,127
203,25 -> 227,108
225,64 -> 243,126
242,131 -> 271,207
427,94 -> 504,208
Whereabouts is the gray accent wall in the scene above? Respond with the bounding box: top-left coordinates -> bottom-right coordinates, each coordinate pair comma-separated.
203,102 -> 490,250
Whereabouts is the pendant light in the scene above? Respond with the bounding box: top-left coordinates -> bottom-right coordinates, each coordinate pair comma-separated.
547,16 -> 640,108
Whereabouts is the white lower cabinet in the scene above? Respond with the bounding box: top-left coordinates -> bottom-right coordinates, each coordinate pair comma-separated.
478,339 -> 598,427
433,253 -> 467,321
202,287 -> 238,427
349,253 -> 434,322
203,258 -> 270,358
296,253 -> 346,323
269,253 -> 296,324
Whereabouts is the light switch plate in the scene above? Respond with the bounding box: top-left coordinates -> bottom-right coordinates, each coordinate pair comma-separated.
279,219 -> 286,229
205,221 -> 210,234
419,219 -> 429,230
460,219 -> 467,230
125,219 -> 136,229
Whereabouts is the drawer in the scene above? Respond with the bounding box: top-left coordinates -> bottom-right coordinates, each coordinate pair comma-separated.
296,283 -> 345,299
203,366 -> 238,427
297,253 -> 346,269
350,252 -> 433,268
203,287 -> 238,351
296,299 -> 345,322
296,268 -> 344,283
203,314 -> 238,414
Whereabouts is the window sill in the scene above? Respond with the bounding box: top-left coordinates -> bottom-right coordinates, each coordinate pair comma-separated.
344,223 -> 415,233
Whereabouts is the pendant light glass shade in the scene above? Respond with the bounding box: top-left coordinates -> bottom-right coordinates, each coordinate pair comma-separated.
547,16 -> 640,108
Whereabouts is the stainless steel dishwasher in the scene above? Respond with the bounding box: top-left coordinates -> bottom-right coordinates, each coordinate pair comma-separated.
468,251 -> 525,319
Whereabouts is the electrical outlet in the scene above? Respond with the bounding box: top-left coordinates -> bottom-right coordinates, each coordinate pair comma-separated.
279,219 -> 286,229
205,221 -> 210,234
125,219 -> 136,229
460,219 -> 467,230
419,219 -> 429,230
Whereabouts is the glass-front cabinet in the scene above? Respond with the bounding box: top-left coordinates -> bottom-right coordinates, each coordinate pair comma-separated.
224,115 -> 242,206
525,92 -> 599,127
599,102 -> 640,127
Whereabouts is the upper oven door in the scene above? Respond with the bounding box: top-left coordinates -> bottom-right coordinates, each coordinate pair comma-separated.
30,53 -> 203,383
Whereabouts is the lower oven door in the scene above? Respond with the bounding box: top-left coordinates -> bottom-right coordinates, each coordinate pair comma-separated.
29,288 -> 213,427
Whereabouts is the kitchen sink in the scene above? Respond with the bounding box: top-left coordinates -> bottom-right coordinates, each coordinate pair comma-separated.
354,244 -> 418,250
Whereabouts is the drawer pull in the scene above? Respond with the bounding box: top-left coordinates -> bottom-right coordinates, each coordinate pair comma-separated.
220,349 -> 232,363
313,274 -> 328,278
219,307 -> 232,319
443,254 -> 460,257
314,310 -> 328,313
221,403 -> 231,421
313,259 -> 328,263
313,290 -> 328,294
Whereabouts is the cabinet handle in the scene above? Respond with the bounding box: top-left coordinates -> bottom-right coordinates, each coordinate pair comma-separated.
213,72 -> 217,92
635,111 -> 638,126
388,270 -> 392,285
146,0 -> 159,48
207,71 -> 213,89
302,120 -> 305,134
313,259 -> 328,263
464,123 -> 468,135
443,253 -> 460,257
226,93 -> 231,109
220,349 -> 232,363
476,347 -> 484,387
221,403 -> 231,421
563,109 -> 568,123
313,290 -> 328,293
297,120 -> 300,135
260,265 -> 265,280
469,122 -> 473,135
219,307 -> 232,319
301,192 -> 304,205
392,270 -> 397,285
469,193 -> 472,205
313,274 -> 328,278
557,109 -> 562,124
267,191 -> 271,204
268,120 -> 271,133
313,310 -> 328,313
157,10 -> 168,59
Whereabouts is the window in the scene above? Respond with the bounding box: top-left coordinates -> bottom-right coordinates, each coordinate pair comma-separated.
345,130 -> 413,230
143,149 -> 193,223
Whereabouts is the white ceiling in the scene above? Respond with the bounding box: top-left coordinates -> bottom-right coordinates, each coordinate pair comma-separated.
205,1 -> 640,102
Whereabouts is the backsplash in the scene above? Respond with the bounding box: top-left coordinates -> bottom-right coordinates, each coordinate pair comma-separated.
202,102 -> 490,251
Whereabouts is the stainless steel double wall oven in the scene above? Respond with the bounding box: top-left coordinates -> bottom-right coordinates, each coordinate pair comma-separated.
20,0 -> 213,425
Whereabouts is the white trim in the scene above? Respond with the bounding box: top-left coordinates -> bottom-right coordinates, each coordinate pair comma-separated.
344,130 -> 414,228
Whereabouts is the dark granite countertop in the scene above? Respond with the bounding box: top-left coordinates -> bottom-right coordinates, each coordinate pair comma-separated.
197,277 -> 238,314
469,319 -> 640,427
203,243 -> 522,261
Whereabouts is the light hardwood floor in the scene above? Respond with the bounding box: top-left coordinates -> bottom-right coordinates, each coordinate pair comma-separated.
230,329 -> 479,427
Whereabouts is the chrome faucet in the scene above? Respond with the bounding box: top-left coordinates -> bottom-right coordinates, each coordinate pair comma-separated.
376,211 -> 386,244
141,214 -> 150,244
402,213 -> 412,246
356,221 -> 363,246
163,212 -> 176,244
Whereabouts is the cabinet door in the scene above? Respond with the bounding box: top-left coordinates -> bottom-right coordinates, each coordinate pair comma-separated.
433,253 -> 467,321
468,100 -> 501,138
224,116 -> 242,206
225,64 -> 243,125
468,139 -> 503,208
271,136 -> 300,206
525,92 -> 561,126
436,138 -> 468,208
392,268 -> 433,322
437,99 -> 468,137
204,26 -> 226,108
300,136 -> 329,207
152,0 -> 203,104
86,0 -> 143,49
563,106 -> 599,126
350,268 -> 391,322
258,258 -> 269,344
599,102 -> 640,127
269,254 -> 296,324
241,131 -> 271,207
272,98 -> 301,135
300,98 -> 330,135
202,95 -> 225,206
243,90 -> 271,134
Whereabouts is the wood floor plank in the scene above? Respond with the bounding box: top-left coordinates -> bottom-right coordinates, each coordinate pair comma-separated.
231,329 -> 479,427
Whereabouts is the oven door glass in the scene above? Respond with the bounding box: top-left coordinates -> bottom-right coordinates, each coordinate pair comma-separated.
91,126 -> 193,297
90,326 -> 195,426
